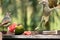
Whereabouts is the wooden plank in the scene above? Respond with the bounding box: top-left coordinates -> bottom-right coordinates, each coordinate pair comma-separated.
3,34 -> 60,39
42,31 -> 57,35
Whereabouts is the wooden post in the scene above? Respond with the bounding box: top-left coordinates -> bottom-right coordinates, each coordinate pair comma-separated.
0,32 -> 2,40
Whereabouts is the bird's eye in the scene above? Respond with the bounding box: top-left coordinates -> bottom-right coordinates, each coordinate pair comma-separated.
43,3 -> 45,4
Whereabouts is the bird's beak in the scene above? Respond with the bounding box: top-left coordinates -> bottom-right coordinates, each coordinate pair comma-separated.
39,1 -> 43,4
39,0 -> 45,4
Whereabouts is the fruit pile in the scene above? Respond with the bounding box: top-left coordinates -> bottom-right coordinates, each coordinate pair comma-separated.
8,23 -> 32,35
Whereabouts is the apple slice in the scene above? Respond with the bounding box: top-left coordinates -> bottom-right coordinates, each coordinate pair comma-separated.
23,31 -> 32,35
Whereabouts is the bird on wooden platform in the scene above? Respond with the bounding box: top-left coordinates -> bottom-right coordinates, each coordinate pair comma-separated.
0,12 -> 11,27
0,12 -> 11,33
35,0 -> 58,31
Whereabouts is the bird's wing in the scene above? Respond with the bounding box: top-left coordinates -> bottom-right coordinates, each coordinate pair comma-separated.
50,5 -> 60,11
1,17 -> 11,25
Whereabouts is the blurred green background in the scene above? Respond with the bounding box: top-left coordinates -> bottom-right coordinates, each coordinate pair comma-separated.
0,0 -> 60,31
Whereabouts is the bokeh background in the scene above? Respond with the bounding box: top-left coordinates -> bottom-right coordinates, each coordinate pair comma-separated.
0,0 -> 60,31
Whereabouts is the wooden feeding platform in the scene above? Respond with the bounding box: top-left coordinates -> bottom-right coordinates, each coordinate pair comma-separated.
2,30 -> 60,40
3,34 -> 60,39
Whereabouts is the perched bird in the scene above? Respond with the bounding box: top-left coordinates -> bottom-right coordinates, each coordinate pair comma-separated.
0,12 -> 11,27
0,12 -> 11,34
35,0 -> 58,30
39,0 -> 51,24
48,0 -> 57,8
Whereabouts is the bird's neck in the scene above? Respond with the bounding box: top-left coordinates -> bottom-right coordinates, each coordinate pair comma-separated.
5,13 -> 10,17
43,4 -> 49,9
5,15 -> 10,18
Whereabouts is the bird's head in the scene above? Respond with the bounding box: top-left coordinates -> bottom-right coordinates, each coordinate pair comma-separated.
42,1 -> 47,6
5,12 -> 11,17
39,0 -> 49,7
